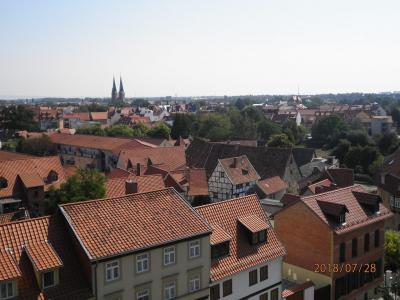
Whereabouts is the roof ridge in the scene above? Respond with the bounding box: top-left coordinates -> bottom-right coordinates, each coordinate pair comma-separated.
60,187 -> 175,207
301,184 -> 361,200
0,215 -> 50,228
196,194 -> 259,209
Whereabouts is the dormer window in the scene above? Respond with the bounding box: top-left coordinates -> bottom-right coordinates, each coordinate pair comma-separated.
210,224 -> 232,260
42,271 -> 55,289
0,281 -> 14,299
46,170 -> 58,184
211,241 -> 230,259
238,215 -> 269,246
339,214 -> 346,225
352,191 -> 381,215
317,200 -> 349,226
0,177 -> 8,189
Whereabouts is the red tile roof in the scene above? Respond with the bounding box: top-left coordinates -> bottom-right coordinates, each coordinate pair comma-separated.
25,241 -> 63,272
307,178 -> 332,194
105,174 -> 166,197
106,168 -> 131,179
210,224 -> 232,245
326,168 -> 354,188
282,281 -> 314,298
238,215 -> 269,233
301,185 -> 393,234
90,112 -> 108,120
63,112 -> 90,121
187,168 -> 209,196
219,155 -> 261,185
50,133 -> 147,154
118,146 -> 187,171
195,195 -> 286,281
60,188 -> 212,260
19,173 -> 45,188
0,249 -> 21,281
0,150 -> 33,161
0,216 -> 92,299
0,156 -> 66,198
256,176 -> 287,196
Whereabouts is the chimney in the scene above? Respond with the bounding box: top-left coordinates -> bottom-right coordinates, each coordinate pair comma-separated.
125,179 -> 138,194
233,157 -> 237,168
136,163 -> 141,176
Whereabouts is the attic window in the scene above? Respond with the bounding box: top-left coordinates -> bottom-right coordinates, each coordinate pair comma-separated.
317,200 -> 349,226
42,271 -> 55,289
0,177 -> 8,189
352,191 -> 381,215
238,215 -> 269,245
46,170 -> 58,184
211,241 -> 230,259
242,169 -> 249,175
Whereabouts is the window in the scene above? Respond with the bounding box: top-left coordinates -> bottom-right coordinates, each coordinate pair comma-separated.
364,233 -> 370,252
189,274 -> 200,292
211,242 -> 229,259
43,271 -> 55,288
260,292 -> 269,300
220,172 -> 225,178
210,284 -> 220,300
251,230 -> 267,245
352,238 -> 358,258
0,177 -> 8,189
189,240 -> 200,258
136,253 -> 149,273
260,265 -> 269,281
34,190 -> 39,198
164,281 -> 176,300
137,289 -> 150,300
249,269 -> 258,286
236,184 -> 243,189
374,229 -> 380,247
213,192 -> 218,199
339,214 -> 345,224
223,279 -> 232,296
0,281 -> 13,299
271,288 -> 279,300
105,261 -> 119,282
164,246 -> 176,266
339,242 -> 346,263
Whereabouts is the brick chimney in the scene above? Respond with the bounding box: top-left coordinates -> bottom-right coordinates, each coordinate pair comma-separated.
125,179 -> 138,194
233,157 -> 237,168
136,163 -> 141,176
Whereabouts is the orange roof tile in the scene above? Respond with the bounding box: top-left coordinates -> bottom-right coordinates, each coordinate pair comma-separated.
256,176 -> 288,196
90,112 -> 108,120
0,150 -> 33,161
60,188 -> 212,260
307,178 -> 333,194
238,214 -> 269,233
0,156 -> 66,198
25,241 -> 63,272
50,133 -> 147,154
19,173 -> 45,188
187,168 -> 209,196
118,146 -> 187,171
196,195 -> 286,281
219,155 -> 260,185
301,185 -> 393,234
0,249 -> 21,281
0,216 -> 92,299
210,224 -> 232,245
105,174 -> 166,197
282,281 -> 314,298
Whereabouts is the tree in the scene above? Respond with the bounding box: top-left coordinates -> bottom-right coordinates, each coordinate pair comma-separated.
343,145 -> 383,175
283,120 -> 307,145
46,169 -> 106,212
147,123 -> 171,139
0,105 -> 39,135
391,107 -> 400,127
331,139 -> 351,163
104,125 -> 135,137
311,115 -> 348,148
77,125 -> 105,136
385,230 -> 400,271
195,114 -> 232,141
345,130 -> 369,147
16,135 -> 57,156
267,134 -> 293,147
257,119 -> 282,141
376,132 -> 399,156
171,114 -> 194,139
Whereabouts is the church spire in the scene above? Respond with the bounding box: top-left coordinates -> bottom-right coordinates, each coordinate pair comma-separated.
111,76 -> 118,103
118,76 -> 125,101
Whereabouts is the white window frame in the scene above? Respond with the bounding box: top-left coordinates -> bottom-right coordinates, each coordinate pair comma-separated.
136,253 -> 149,273
42,270 -> 56,288
105,260 -> 120,282
164,281 -> 176,300
136,289 -> 150,300
189,274 -> 201,292
189,240 -> 201,258
0,281 -> 14,299
163,246 -> 176,266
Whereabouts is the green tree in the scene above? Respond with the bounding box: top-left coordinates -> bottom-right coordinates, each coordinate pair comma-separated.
283,121 -> 307,145
16,135 -> 57,156
104,125 -> 135,137
195,114 -> 232,141
77,125 -> 105,136
385,230 -> 400,271
311,115 -> 348,148
391,107 -> 400,127
376,132 -> 399,156
343,145 -> 383,175
257,119 -> 282,141
0,105 -> 39,135
46,169 -> 106,212
147,123 -> 171,139
345,130 -> 369,146
331,139 -> 351,163
267,134 -> 293,147
171,114 -> 194,139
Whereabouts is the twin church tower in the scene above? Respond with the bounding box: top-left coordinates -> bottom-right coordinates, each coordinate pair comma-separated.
111,76 -> 125,103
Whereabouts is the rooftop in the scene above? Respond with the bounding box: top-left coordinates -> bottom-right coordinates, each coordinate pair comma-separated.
219,155 -> 261,185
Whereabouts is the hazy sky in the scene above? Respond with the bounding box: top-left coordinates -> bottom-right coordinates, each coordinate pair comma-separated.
0,0 -> 399,98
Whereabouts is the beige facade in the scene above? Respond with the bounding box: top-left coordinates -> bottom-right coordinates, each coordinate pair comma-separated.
93,236 -> 211,300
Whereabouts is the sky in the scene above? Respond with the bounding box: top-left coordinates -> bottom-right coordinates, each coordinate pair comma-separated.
0,0 -> 399,98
